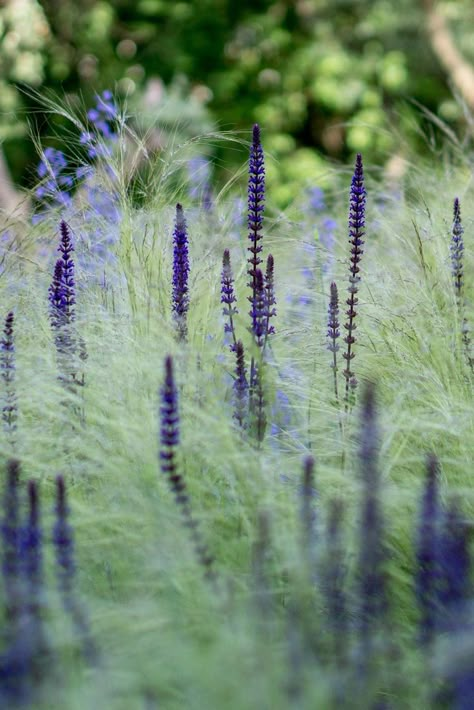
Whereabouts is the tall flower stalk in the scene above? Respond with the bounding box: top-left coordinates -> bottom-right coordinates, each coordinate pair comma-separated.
343,154 -> 366,408
160,356 -> 215,580
221,249 -> 238,350
450,198 -> 473,372
247,123 -> 265,339
172,204 -> 190,341
233,341 -> 248,428
1,311 -> 17,447
327,282 -> 340,404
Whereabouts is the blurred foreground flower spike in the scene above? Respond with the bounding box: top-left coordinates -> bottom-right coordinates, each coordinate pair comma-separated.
1,312 -> 17,445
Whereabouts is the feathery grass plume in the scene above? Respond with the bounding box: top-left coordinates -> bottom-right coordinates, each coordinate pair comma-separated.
247,123 -> 265,339
323,498 -> 347,649
172,204 -> 190,341
357,382 -> 386,660
221,249 -> 238,350
263,253 -> 276,346
450,198 -> 473,372
160,356 -> 215,580
233,341 -> 248,428
343,154 -> 366,407
415,453 -> 440,645
53,475 -> 97,663
327,282 -> 340,403
1,312 -> 17,446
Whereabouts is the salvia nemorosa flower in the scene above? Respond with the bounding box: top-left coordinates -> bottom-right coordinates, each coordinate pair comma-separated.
221,249 -> 238,350
415,454 -> 441,645
160,356 -> 215,579
300,455 -> 316,564
233,341 -> 248,428
327,282 -> 340,401
249,269 -> 266,348
53,475 -> 97,663
263,254 -> 276,344
172,204 -> 190,340
1,312 -> 17,443
247,123 -> 265,338
49,221 -> 75,327
450,198 -> 473,372
451,197 -> 464,300
20,480 -> 47,678
53,475 -> 76,600
249,358 -> 267,444
357,382 -> 386,651
324,497 -> 347,658
437,497 -> 470,632
2,459 -> 21,632
343,154 -> 366,405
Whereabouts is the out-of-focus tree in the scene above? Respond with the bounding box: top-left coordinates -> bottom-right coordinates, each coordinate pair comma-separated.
1,0 -> 474,205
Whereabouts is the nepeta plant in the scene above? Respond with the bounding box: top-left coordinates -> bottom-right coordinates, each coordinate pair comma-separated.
172,204 -> 190,341
80,90 -> 118,160
35,147 -> 73,215
247,124 -> 265,339
327,282 -> 340,403
160,356 -> 215,579
415,454 -> 440,645
221,249 -> 238,350
450,198 -> 473,372
1,312 -> 17,445
343,154 -> 366,407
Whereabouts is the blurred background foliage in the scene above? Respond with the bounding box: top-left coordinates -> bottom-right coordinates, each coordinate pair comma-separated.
1,0 -> 474,207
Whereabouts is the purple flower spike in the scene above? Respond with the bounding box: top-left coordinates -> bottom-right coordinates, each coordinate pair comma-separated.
172,204 -> 190,341
451,197 -> 464,298
264,254 -> 276,344
324,498 -> 347,658
160,356 -> 215,580
1,312 -> 17,443
249,269 -> 266,348
415,454 -> 441,645
343,154 -> 366,406
53,475 -> 97,663
221,249 -> 238,350
247,124 -> 265,339
327,282 -> 340,402
233,341 -> 248,428
2,459 -> 21,626
437,498 -> 470,631
357,383 -> 386,656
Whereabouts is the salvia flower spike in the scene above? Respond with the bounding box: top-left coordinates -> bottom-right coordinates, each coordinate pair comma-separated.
221,249 -> 238,350
343,154 -> 366,407
357,382 -> 386,657
263,253 -> 276,346
327,282 -> 340,402
53,475 -> 97,663
415,453 -> 441,645
2,459 -> 21,635
1,312 -> 17,445
450,198 -> 473,372
247,124 -> 265,339
233,341 -> 248,428
249,268 -> 266,348
172,204 -> 190,341
160,356 -> 215,580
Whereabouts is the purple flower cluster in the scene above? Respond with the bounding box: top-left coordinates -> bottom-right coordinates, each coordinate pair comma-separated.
48,221 -> 75,329
80,90 -> 118,160
172,204 -> 190,340
1,312 -> 17,444
34,147 -> 73,218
